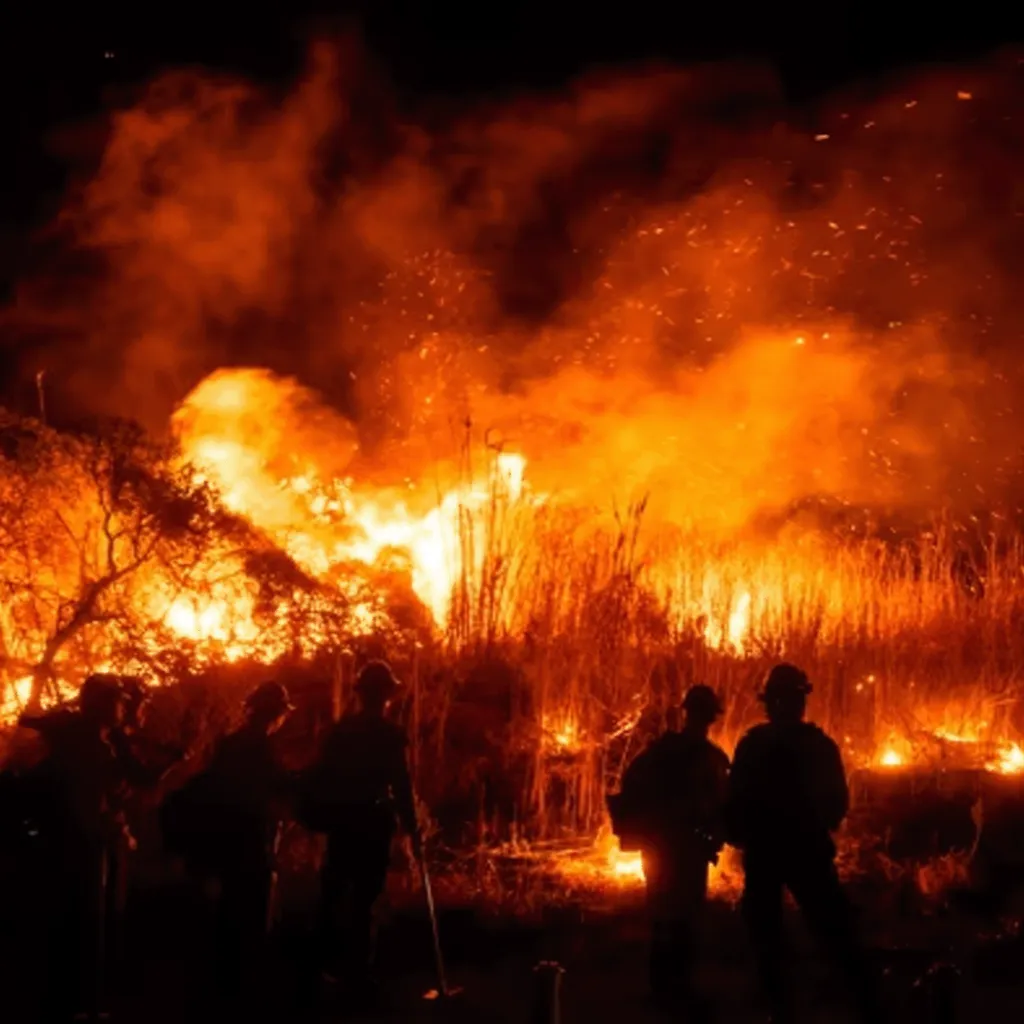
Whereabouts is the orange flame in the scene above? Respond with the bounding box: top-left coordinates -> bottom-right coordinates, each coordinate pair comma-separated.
171,369 -> 533,633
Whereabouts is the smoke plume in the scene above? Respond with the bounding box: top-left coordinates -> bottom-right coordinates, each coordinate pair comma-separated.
6,40 -> 1024,535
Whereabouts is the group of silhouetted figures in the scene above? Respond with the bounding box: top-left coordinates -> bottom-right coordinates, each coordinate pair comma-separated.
2,661 -> 417,1023
1,659 -> 884,1024
610,663 -> 885,1024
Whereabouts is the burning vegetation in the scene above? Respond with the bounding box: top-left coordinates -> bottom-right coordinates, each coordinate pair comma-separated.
4,42 -> 1024,894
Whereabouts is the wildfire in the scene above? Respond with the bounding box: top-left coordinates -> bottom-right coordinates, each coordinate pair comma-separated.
873,724 -> 1024,776
543,713 -> 583,754
0,676 -> 35,723
171,369 -> 533,634
1,674 -> 80,723
702,588 -> 753,655
988,742 -> 1024,775
6,59 -> 1024,865
609,844 -> 645,882
551,830 -> 742,899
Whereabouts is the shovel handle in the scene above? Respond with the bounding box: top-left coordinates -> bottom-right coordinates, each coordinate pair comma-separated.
418,857 -> 450,997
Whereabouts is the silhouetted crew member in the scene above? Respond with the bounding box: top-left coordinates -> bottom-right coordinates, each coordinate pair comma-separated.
106,676 -> 188,1001
20,673 -> 127,1021
728,664 -> 883,1024
306,660 -> 419,1003
613,684 -> 729,1016
204,680 -> 294,1014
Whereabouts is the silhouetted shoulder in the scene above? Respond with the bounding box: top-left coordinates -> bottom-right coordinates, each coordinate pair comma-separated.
621,739 -> 658,790
733,723 -> 772,754
800,722 -> 842,757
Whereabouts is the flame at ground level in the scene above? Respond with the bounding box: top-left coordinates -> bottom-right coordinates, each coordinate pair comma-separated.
873,728 -> 1024,776
548,831 -> 743,898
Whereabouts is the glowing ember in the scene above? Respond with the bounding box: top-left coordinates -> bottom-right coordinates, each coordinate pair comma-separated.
879,748 -> 904,767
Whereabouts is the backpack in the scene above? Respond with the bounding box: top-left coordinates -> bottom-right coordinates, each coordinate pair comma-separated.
607,746 -> 659,852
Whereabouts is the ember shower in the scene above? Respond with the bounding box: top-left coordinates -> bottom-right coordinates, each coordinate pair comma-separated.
4,43 -> 1024,865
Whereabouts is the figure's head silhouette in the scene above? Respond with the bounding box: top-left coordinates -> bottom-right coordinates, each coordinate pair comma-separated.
759,663 -> 812,725
78,674 -> 125,732
354,661 -> 400,717
681,684 -> 723,733
243,680 -> 293,733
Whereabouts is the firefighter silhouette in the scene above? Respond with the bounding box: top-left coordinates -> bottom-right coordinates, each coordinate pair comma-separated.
201,680 -> 294,1016
609,683 -> 729,1017
105,675 -> 187,1006
727,663 -> 884,1024
19,673 -> 128,1021
301,660 -> 419,1007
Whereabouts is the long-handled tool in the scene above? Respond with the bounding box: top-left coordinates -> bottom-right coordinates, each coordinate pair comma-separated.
418,854 -> 463,1001
266,819 -> 284,936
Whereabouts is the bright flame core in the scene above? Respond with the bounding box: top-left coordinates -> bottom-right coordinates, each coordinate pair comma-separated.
170,369 -> 533,634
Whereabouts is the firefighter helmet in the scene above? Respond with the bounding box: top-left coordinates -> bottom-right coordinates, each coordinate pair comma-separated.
78,673 -> 125,725
759,663 -> 812,704
244,680 -> 294,721
682,684 -> 724,721
354,660 -> 400,701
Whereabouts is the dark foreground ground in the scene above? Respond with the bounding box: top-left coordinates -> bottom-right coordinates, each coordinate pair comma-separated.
3,858 -> 1024,1024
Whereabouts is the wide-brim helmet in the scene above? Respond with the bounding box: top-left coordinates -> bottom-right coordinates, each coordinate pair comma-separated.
78,673 -> 125,721
759,663 -> 812,704
244,680 -> 294,720
354,660 -> 400,701
682,684 -> 724,720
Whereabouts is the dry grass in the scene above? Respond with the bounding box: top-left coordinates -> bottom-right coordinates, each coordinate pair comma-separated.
3,430 -> 1023,856
417,460 -> 1024,841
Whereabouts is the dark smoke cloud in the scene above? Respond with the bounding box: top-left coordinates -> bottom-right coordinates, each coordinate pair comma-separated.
4,39 -> 1024,534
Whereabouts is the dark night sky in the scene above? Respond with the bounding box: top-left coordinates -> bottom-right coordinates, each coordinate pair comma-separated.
0,3 -> 1016,235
